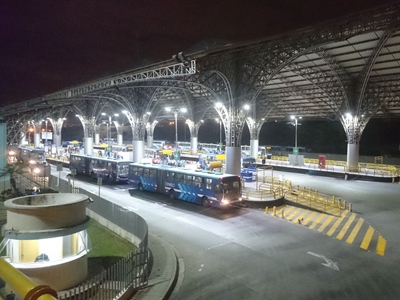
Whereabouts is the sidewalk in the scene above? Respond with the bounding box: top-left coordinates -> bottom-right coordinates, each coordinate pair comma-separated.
133,233 -> 179,300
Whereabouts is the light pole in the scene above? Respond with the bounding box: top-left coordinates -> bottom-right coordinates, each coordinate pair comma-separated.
45,118 -> 49,153
28,127 -> 34,145
290,115 -> 302,152
215,118 -> 222,152
101,112 -> 119,144
165,107 -> 187,155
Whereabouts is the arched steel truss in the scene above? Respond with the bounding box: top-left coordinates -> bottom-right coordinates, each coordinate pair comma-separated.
2,3 -> 400,149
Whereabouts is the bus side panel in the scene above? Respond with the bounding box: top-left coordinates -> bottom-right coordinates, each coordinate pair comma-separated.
176,183 -> 199,203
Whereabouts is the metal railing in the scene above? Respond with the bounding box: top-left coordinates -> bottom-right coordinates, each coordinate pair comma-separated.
58,249 -> 148,300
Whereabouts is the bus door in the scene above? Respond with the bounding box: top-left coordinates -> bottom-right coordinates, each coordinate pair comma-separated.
156,169 -> 165,193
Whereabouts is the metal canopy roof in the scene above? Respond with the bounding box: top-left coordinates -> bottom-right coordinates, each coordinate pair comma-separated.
1,2 -> 400,146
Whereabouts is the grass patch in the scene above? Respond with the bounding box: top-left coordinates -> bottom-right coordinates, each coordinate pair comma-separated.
86,218 -> 135,258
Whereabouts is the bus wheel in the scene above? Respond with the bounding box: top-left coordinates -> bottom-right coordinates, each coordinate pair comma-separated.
138,183 -> 144,192
169,189 -> 175,199
201,196 -> 210,208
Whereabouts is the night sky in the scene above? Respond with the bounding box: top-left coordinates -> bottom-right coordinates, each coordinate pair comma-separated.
2,1 -> 399,157
1,0 -> 395,105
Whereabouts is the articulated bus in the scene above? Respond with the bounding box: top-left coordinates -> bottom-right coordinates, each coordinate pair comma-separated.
128,163 -> 242,208
69,153 -> 132,183
17,146 -> 45,164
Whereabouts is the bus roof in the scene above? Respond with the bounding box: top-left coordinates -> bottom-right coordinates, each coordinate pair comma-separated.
129,162 -> 240,179
70,153 -> 133,163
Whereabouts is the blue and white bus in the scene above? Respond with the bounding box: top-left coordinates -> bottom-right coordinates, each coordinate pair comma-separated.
69,154 -> 132,183
128,163 -> 242,208
17,146 -> 45,165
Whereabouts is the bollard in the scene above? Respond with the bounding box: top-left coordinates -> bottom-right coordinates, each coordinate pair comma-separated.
273,206 -> 276,216
324,200 -> 327,213
349,203 -> 352,212
332,195 -> 336,205
338,199 -> 341,209
343,200 -> 347,210
281,209 -> 284,218
265,206 -> 269,214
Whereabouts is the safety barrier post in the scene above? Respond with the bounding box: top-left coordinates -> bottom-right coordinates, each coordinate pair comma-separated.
324,200 -> 327,213
349,203 -> 352,212
273,206 -> 276,216
265,206 -> 269,214
281,208 -> 284,218
0,259 -> 58,300
343,200 -> 347,210
332,195 -> 336,205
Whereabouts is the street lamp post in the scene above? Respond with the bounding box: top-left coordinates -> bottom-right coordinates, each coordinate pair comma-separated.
45,119 -> 48,153
290,115 -> 302,153
215,118 -> 222,152
101,112 -> 119,144
165,107 -> 187,157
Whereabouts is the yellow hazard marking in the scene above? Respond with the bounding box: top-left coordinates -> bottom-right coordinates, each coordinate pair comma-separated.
326,210 -> 349,236
317,215 -> 335,232
286,208 -> 302,220
360,225 -> 374,250
336,213 -> 356,240
292,210 -> 309,223
280,206 -> 295,216
302,211 -> 318,226
376,235 -> 386,256
346,218 -> 364,244
309,214 -> 326,229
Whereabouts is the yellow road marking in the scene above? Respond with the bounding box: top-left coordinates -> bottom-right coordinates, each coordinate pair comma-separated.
376,235 -> 386,256
292,210 -> 309,223
286,208 -> 302,220
302,211 -> 318,226
336,213 -> 356,240
309,214 -> 326,229
326,210 -> 349,236
360,226 -> 374,250
278,206 -> 295,216
346,218 -> 364,244
317,215 -> 335,232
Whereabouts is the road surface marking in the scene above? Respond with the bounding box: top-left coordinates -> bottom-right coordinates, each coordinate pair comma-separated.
376,235 -> 386,256
346,218 -> 364,244
326,210 -> 348,236
360,225 -> 374,250
336,213 -> 356,240
310,214 -> 327,229
317,215 -> 335,232
302,211 -> 318,226
307,251 -> 339,271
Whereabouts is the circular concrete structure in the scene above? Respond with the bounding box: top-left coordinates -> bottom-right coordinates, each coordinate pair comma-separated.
4,193 -> 91,231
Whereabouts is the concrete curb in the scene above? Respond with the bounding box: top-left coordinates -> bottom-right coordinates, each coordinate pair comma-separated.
133,233 -> 179,300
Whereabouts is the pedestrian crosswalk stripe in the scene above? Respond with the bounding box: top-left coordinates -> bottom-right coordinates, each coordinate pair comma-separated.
346,218 -> 364,244
376,236 -> 386,256
360,225 -> 374,250
317,215 -> 335,232
336,213 -> 356,241
326,210 -> 349,236
309,214 -> 326,229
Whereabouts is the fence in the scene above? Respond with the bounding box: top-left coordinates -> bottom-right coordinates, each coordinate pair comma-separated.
7,172 -> 150,299
58,249 -> 148,300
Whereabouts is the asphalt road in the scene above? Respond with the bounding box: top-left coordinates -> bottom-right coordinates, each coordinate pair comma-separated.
56,166 -> 400,300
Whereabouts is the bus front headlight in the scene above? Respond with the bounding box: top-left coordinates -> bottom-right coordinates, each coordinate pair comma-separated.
221,199 -> 229,205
